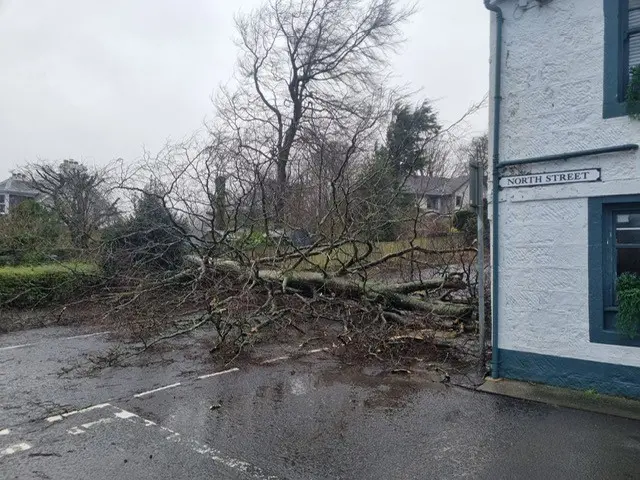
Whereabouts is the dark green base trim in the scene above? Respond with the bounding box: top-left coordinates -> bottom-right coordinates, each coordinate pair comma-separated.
498,349 -> 640,399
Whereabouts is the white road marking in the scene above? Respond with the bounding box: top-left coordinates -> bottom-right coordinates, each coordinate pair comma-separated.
305,348 -> 329,354
0,331 -> 111,353
261,355 -> 290,364
0,343 -> 35,352
190,441 -> 278,479
81,418 -> 113,429
133,382 -> 181,398
0,428 -> 10,435
113,407 -> 278,479
197,367 -> 239,379
46,403 -> 111,423
45,403 -> 277,478
1,442 -> 32,456
261,348 -> 329,365
61,332 -> 111,341
115,410 -> 137,420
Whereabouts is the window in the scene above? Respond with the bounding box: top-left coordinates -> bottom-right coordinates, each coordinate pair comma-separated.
455,195 -> 463,208
588,195 -> 640,346
603,0 -> 640,117
0,194 -> 5,214
426,196 -> 439,211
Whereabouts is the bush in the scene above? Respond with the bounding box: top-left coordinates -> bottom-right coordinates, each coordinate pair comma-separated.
617,273 -> 640,339
627,65 -> 640,119
0,200 -> 65,264
100,190 -> 186,275
452,209 -> 476,243
0,263 -> 99,308
0,255 -> 18,267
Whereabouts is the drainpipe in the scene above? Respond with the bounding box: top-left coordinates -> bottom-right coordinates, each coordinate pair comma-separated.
483,0 -> 503,379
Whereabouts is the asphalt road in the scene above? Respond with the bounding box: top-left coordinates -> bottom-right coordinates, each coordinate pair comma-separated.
1,325 -> 639,479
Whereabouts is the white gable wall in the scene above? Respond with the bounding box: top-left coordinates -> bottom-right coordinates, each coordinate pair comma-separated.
492,0 -> 640,368
452,183 -> 470,211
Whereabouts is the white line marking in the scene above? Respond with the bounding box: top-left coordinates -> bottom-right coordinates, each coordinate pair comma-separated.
261,356 -> 290,364
0,331 -> 111,353
0,428 -> 10,435
61,331 -> 111,341
81,418 -> 113,429
115,410 -> 137,419
197,367 -> 239,379
0,343 -> 35,352
46,403 -> 111,423
67,427 -> 85,435
305,348 -> 329,354
1,442 -> 32,456
191,442 -> 279,479
133,382 -> 181,398
110,407 -> 278,479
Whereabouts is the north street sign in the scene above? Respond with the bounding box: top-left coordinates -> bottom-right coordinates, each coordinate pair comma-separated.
499,168 -> 601,188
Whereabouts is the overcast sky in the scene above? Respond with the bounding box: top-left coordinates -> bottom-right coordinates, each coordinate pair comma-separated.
0,0 -> 489,180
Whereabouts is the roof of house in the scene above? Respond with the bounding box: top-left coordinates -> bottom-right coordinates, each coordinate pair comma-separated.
403,175 -> 468,196
0,174 -> 39,196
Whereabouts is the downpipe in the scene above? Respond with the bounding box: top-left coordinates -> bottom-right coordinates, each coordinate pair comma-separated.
483,0 -> 503,379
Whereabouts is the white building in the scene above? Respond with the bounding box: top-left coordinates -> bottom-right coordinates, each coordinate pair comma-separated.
404,176 -> 470,214
486,0 -> 640,397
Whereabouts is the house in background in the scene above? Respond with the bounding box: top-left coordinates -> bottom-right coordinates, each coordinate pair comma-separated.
0,172 -> 40,215
403,175 -> 469,214
485,0 -> 640,397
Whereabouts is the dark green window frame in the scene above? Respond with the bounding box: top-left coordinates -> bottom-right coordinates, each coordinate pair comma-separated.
588,195 -> 640,347
603,0 -> 640,117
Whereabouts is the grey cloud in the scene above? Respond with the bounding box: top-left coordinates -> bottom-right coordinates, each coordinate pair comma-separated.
0,0 -> 488,178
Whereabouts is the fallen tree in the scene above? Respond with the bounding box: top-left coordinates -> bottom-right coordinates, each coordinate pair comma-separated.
191,256 -> 471,318
85,0 -> 486,368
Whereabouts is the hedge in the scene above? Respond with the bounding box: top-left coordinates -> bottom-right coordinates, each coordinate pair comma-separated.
0,263 -> 100,308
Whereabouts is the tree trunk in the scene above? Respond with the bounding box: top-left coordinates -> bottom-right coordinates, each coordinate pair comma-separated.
195,258 -> 471,318
214,176 -> 227,231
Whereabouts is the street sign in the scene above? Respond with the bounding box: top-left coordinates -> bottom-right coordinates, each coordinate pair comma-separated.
499,168 -> 601,188
468,161 -> 483,208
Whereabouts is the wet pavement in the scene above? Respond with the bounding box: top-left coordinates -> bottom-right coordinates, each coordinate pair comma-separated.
1,325 -> 640,479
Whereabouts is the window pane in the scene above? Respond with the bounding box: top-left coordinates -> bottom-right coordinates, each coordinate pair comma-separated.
631,0 -> 640,11
616,213 -> 640,243
617,228 -> 640,244
617,247 -> 640,277
631,7 -> 640,28
630,33 -> 640,69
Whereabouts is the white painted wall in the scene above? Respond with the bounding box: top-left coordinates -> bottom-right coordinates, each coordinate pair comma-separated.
490,0 -> 640,367
452,184 -> 470,211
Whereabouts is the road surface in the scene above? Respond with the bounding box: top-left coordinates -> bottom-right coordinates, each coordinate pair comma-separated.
1,325 -> 639,479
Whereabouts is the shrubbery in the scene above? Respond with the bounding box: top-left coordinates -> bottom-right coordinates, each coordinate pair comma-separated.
0,200 -> 66,265
617,273 -> 640,339
0,263 -> 99,308
452,209 -> 475,242
100,189 -> 186,275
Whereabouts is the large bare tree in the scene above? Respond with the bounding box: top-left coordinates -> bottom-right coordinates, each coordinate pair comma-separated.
221,0 -> 414,221
24,160 -> 119,249
86,0 -> 486,367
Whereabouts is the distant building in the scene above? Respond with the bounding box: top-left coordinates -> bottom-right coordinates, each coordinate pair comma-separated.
0,173 -> 40,215
403,175 -> 469,214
